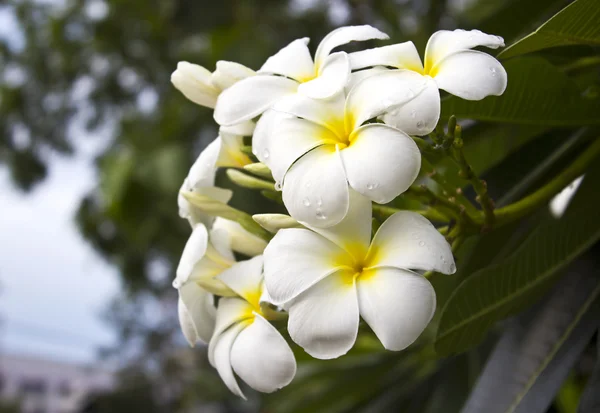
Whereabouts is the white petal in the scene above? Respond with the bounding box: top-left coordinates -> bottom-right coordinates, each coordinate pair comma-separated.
231,313 -> 296,393
188,138 -> 221,188
178,282 -> 216,345
314,25 -> 389,69
345,67 -> 388,94
306,189 -> 372,256
259,38 -> 315,82
212,61 -> 256,91
287,271 -> 359,359
207,227 -> 236,262
213,218 -> 267,257
174,224 -> 209,287
218,255 -> 264,302
425,29 -> 504,70
381,77 -> 440,135
254,113 -> 337,184
298,52 -> 350,99
433,50 -> 507,100
171,61 -> 219,108
252,213 -> 302,233
214,75 -> 299,126
357,267 -> 435,351
367,211 -> 455,274
219,120 -> 255,136
342,124 -> 420,203
282,146 -> 349,228
180,186 -> 233,228
346,69 -> 427,130
209,297 -> 254,365
349,42 -> 423,72
212,321 -> 247,399
272,92 -> 346,134
263,228 -> 350,305
217,133 -> 252,168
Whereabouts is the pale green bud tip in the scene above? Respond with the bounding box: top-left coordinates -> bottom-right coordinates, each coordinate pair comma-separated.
243,162 -> 273,179
252,213 -> 303,233
226,169 -> 275,191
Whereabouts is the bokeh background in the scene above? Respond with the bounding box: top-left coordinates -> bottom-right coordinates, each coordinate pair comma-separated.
0,0 -> 590,412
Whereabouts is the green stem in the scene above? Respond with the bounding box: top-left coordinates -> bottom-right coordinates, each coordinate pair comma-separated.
485,138 -> 600,227
373,204 -> 448,223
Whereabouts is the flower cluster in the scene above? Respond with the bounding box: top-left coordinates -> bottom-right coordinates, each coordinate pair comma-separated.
171,25 -> 507,397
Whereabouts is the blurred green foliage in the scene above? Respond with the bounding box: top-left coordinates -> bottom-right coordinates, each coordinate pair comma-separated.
2,0 -> 600,412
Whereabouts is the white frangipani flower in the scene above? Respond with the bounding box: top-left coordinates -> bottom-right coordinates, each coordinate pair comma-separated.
213,25 -> 389,126
349,29 -> 507,135
263,192 -> 455,359
208,256 -> 296,398
171,61 -> 255,109
178,124 -> 254,228
253,72 -> 428,227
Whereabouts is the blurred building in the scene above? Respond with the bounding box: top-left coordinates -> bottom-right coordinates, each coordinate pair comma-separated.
0,353 -> 114,413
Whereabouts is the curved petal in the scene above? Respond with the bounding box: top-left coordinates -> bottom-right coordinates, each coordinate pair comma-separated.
207,227 -> 236,263
349,41 -> 423,72
259,38 -> 315,82
188,138 -> 221,188
315,25 -> 389,69
213,218 -> 267,257
306,189 -> 372,256
209,297 -> 254,365
366,211 -> 456,274
219,120 -> 255,136
171,61 -> 219,108
381,77 -> 440,135
263,228 -> 349,305
214,75 -> 299,126
287,270 -> 359,359
343,124 -> 420,203
433,50 -> 507,100
231,313 -> 296,393
298,52 -> 350,99
425,29 -> 504,71
253,113 -> 336,184
178,282 -> 216,345
212,321 -> 248,399
346,69 -> 427,130
272,92 -> 346,135
218,255 -> 264,303
345,67 -> 388,95
357,267 -> 435,351
174,224 -> 209,287
212,61 -> 256,91
282,146 -> 349,228
180,186 -> 233,228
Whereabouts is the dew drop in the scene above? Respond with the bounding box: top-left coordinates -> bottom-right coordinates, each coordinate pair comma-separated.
419,241 -> 425,247
274,181 -> 282,191
489,67 -> 497,77
411,232 -> 420,240
317,197 -> 323,207
172,280 -> 181,289
410,110 -> 417,119
262,149 -> 270,159
449,263 -> 456,273
389,109 -> 399,117
302,198 -> 311,207
316,208 -> 327,220
416,121 -> 424,129
366,183 -> 374,190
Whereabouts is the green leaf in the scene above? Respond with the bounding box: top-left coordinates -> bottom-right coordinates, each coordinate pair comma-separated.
499,0 -> 600,59
460,268 -> 600,413
434,154 -> 600,356
441,57 -> 600,126
578,333 -> 600,412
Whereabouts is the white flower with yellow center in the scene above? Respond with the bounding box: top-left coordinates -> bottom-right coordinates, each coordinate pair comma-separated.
208,256 -> 296,398
213,25 -> 389,126
349,29 -> 507,135
263,193 -> 455,359
253,72 -> 428,227
171,60 -> 255,109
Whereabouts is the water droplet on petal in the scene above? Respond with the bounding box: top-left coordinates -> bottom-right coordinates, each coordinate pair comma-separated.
449,263 -> 456,273
315,208 -> 327,220
489,67 -> 497,77
172,280 -> 181,289
274,181 -> 282,191
410,110 -> 417,119
317,197 -> 323,207
389,109 -> 399,117
411,232 -> 420,240
302,198 -> 311,207
416,121 -> 424,129
262,149 -> 270,159
366,183 -> 374,190
419,241 -> 425,247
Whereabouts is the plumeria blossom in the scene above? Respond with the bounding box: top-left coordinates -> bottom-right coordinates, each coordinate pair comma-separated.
349,29 -> 507,135
253,72 -> 429,227
208,256 -> 296,398
213,25 -> 389,126
263,192 -> 455,359
171,60 -> 255,109
178,123 -> 254,228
